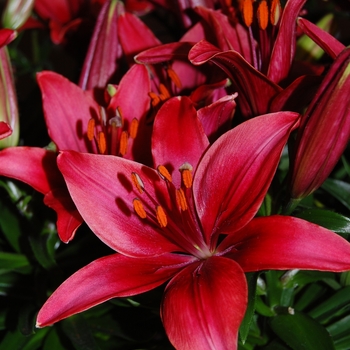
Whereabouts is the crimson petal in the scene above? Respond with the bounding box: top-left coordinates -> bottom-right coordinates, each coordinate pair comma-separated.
189,40 -> 281,119
37,252 -> 194,327
152,96 -> 209,186
0,122 -> 11,139
219,216 -> 350,272
194,112 -> 299,244
162,256 -> 247,350
58,151 -> 179,257
37,71 -> 100,152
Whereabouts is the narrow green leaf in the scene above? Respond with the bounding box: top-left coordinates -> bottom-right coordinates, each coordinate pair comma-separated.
322,179 -> 350,210
240,272 -> 259,344
308,286 -> 350,323
270,309 -> 335,350
327,314 -> 350,340
0,252 -> 31,273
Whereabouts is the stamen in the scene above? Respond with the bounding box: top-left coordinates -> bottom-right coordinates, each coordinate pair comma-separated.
106,84 -> 117,97
133,198 -> 147,219
97,131 -> 107,154
131,172 -> 144,194
156,205 -> 168,228
241,0 -> 253,27
99,106 -> 107,126
119,131 -> 128,156
87,118 -> 95,141
129,118 -> 139,139
149,92 -> 161,107
176,188 -> 188,211
159,83 -> 171,100
116,106 -> 124,126
270,0 -> 281,26
180,163 -> 193,189
167,67 -> 182,89
157,165 -> 172,182
257,0 -> 269,30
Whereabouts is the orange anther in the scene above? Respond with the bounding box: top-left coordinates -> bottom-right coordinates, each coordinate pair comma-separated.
225,0 -> 232,6
156,205 -> 168,228
131,172 -> 144,194
270,0 -> 281,26
157,165 -> 172,182
149,92 -> 161,107
87,118 -> 95,141
119,130 -> 128,156
97,131 -> 106,154
129,118 -> 139,139
241,0 -> 253,27
167,67 -> 182,89
159,83 -> 171,100
133,198 -> 147,219
176,188 -> 188,211
257,0 -> 269,30
181,169 -> 193,189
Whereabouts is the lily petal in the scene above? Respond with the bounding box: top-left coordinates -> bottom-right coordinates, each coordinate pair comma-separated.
0,122 -> 11,139
220,216 -> 350,272
37,252 -> 194,327
194,112 -> 299,244
189,40 -> 281,118
152,96 -> 209,186
268,0 -> 307,84
58,151 -> 179,257
162,256 -> 247,350
37,71 -> 100,152
297,17 -> 345,60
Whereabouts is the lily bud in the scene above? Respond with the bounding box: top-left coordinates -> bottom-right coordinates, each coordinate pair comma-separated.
0,46 -> 19,149
2,0 -> 35,29
288,47 -> 350,200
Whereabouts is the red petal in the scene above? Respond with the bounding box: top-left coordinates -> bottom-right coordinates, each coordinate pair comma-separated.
37,71 -> 100,152
162,256 -> 247,350
79,0 -> 121,90
152,96 -> 209,186
0,122 -> 11,139
297,17 -> 345,60
58,151 -> 179,256
198,93 -> 237,143
37,252 -> 194,327
117,9 -> 161,65
194,112 -> 300,245
189,40 -> 281,119
0,146 -> 64,194
0,29 -> 17,48
268,0 -> 307,84
219,216 -> 350,272
107,64 -> 152,163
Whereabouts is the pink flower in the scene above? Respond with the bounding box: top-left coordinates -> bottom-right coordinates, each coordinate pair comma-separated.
36,98 -> 350,349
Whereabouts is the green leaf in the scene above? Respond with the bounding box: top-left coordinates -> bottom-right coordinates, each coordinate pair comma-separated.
0,252 -> 31,274
308,286 -> 350,323
240,272 -> 259,344
294,209 -> 350,238
322,179 -> 350,210
327,314 -> 350,340
270,309 -> 335,350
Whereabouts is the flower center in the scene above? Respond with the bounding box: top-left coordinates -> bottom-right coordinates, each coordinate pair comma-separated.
87,106 -> 139,156
131,164 -> 212,259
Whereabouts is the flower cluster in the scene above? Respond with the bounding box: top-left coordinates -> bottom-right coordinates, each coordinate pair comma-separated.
0,1 -> 349,349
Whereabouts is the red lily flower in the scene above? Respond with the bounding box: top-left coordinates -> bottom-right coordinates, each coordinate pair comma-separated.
36,98 -> 350,349
0,64 -> 152,242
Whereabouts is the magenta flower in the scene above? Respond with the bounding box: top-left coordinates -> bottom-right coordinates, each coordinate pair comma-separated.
36,97 -> 350,349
